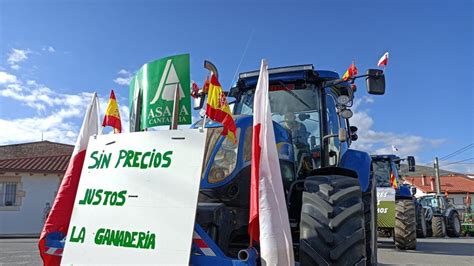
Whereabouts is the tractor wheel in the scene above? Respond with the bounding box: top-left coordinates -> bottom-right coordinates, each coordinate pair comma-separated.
416,207 -> 427,238
300,175 -> 366,266
362,178 -> 377,265
432,216 -> 446,237
446,211 -> 461,237
394,200 -> 416,250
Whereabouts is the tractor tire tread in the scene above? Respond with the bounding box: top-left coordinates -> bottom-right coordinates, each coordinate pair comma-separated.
394,199 -> 417,250
432,216 -> 446,237
446,212 -> 461,238
300,175 -> 366,266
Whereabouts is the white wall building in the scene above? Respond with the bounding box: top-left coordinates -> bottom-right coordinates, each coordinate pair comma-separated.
0,141 -> 72,237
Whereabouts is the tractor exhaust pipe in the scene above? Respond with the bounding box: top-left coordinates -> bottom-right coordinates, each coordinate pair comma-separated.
238,247 -> 258,262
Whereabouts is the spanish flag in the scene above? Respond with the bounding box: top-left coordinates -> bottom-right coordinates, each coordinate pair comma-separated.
102,89 -> 122,133
206,74 -> 237,143
342,61 -> 358,81
390,171 -> 398,189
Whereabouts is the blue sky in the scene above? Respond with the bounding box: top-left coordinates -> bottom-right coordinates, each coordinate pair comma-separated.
0,0 -> 473,172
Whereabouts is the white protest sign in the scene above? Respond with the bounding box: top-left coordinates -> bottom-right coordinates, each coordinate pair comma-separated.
62,129 -> 206,265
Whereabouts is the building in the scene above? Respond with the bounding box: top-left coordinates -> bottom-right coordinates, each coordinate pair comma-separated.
404,174 -> 474,214
0,141 -> 73,237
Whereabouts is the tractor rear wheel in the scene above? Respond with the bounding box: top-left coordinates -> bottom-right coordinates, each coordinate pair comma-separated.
362,178 -> 377,265
446,211 -> 461,237
300,175 -> 366,266
416,206 -> 427,238
432,216 -> 446,237
394,199 -> 416,250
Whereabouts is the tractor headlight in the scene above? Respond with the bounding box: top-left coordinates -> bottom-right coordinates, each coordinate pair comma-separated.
208,130 -> 240,184
337,95 -> 351,105
340,109 -> 353,119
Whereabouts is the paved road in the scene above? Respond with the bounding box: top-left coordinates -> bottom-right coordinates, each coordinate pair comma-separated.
0,238 -> 41,265
1,237 -> 474,265
378,237 -> 474,265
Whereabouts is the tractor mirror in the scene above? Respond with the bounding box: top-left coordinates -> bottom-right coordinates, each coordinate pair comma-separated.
407,156 -> 416,172
411,186 -> 417,196
366,69 -> 385,95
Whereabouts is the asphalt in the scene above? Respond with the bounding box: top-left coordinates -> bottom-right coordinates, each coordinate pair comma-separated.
377,237 -> 474,265
0,238 -> 41,265
1,237 -> 473,265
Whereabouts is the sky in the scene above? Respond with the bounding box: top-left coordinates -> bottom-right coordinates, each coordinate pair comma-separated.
0,0 -> 473,173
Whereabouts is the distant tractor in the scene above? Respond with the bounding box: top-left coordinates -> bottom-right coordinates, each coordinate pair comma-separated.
371,155 -> 418,250
416,194 -> 461,237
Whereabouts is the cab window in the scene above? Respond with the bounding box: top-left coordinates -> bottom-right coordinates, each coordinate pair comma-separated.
324,91 -> 340,166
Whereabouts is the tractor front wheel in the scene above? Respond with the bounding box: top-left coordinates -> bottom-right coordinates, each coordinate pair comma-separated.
300,175 -> 366,266
446,211 -> 461,237
394,200 -> 416,250
432,216 -> 446,237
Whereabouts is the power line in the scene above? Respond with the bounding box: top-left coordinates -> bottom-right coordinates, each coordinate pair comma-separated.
439,143 -> 474,161
441,157 -> 474,166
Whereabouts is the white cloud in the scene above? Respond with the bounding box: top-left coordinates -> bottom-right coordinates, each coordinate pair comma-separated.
114,69 -> 133,86
0,71 -> 97,144
0,71 -> 18,84
7,48 -> 30,69
117,69 -> 130,76
114,77 -> 132,86
0,114 -> 79,145
42,46 -> 55,53
350,98 -> 444,160
0,89 -> 131,144
0,77 -> 92,112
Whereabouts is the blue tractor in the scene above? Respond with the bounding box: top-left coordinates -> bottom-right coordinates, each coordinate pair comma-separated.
371,155 -> 419,249
191,64 -> 385,265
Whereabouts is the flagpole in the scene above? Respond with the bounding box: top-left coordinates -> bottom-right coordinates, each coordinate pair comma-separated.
201,113 -> 207,132
170,83 -> 180,130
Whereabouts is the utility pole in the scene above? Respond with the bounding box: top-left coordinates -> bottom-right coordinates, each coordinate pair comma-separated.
434,157 -> 441,194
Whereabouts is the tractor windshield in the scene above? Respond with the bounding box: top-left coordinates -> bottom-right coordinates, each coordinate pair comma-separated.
234,84 -> 322,170
373,160 -> 391,187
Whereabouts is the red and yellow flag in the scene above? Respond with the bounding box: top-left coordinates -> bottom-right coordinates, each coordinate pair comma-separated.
206,74 -> 237,143
102,89 -> 122,133
390,171 -> 398,189
342,61 -> 358,81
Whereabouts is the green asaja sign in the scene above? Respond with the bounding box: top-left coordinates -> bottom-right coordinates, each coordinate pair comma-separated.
129,54 -> 191,130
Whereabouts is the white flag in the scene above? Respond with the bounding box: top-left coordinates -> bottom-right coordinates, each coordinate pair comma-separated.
250,59 -> 294,266
392,145 -> 399,152
39,93 -> 99,264
378,52 -> 389,67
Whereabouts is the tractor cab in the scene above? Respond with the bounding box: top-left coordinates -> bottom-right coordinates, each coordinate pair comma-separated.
371,155 -> 416,197
231,65 -> 356,175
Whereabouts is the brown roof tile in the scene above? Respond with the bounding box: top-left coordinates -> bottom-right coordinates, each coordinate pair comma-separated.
0,155 -> 71,174
405,175 -> 474,194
